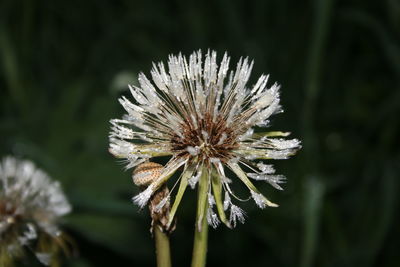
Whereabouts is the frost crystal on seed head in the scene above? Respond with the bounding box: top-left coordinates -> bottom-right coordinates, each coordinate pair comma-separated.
248,173 -> 286,190
189,169 -> 202,189
207,207 -> 220,229
256,162 -> 275,174
36,253 -> 51,265
230,205 -> 246,227
132,184 -> 155,208
154,195 -> 170,213
109,50 -> 301,228
251,191 -> 267,209
186,146 -> 200,156
223,191 -> 231,211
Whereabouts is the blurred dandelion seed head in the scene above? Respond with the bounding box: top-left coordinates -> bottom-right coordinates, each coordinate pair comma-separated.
109,50 -> 301,228
0,156 -> 71,264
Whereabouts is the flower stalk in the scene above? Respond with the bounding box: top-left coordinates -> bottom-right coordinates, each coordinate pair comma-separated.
191,167 -> 209,267
0,249 -> 13,267
154,225 -> 171,267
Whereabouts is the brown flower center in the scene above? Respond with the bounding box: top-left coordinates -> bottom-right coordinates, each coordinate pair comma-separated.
171,114 -> 238,163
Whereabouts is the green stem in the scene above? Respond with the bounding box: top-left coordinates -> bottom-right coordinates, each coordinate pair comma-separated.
0,248 -> 13,267
154,225 -> 172,267
191,168 -> 209,267
191,215 -> 208,267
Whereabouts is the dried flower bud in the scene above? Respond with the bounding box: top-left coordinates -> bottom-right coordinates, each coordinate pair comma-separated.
132,162 -> 163,186
133,162 -> 175,234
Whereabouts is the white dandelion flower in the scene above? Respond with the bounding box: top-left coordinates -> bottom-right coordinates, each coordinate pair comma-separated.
0,156 -> 71,265
109,50 -> 301,228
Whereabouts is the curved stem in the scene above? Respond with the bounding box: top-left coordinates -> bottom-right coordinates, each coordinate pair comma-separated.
191,168 -> 209,267
154,225 -> 172,267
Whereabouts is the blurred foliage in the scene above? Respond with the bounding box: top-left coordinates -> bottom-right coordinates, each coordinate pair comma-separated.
1,0 -> 399,266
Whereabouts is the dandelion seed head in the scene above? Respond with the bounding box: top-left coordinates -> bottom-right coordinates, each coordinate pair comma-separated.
109,50 -> 301,227
0,156 -> 71,264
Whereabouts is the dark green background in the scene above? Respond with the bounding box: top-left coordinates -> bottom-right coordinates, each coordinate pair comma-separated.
1,0 -> 399,266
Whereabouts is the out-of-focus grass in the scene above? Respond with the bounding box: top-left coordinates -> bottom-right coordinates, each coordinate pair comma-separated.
1,0 -> 399,266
